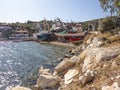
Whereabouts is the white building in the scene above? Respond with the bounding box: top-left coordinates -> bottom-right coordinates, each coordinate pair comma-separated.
9,30 -> 29,40
0,25 -> 12,31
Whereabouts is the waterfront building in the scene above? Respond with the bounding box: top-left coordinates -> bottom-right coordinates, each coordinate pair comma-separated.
0,24 -> 12,31
9,30 -> 29,40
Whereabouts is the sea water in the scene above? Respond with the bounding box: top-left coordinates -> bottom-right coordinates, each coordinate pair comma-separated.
0,41 -> 67,90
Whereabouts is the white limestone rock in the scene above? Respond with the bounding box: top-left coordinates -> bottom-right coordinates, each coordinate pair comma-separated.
82,45 -> 120,72
64,69 -> 78,85
55,56 -> 78,75
37,74 -> 59,89
11,86 -> 31,90
102,82 -> 120,90
79,70 -> 95,85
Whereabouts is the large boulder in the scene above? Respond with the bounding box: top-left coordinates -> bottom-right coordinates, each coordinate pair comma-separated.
37,67 -> 60,89
55,56 -> 78,75
64,69 -> 79,85
11,86 -> 31,90
37,74 -> 59,89
81,45 -> 120,72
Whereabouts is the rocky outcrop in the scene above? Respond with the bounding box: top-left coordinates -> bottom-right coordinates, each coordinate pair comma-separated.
54,37 -> 120,89
81,45 -> 120,72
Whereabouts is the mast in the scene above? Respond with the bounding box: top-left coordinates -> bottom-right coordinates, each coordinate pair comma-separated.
44,18 -> 49,31
36,23 -> 42,33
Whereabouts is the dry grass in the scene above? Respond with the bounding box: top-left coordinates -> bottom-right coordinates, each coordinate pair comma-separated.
97,32 -> 112,38
108,35 -> 120,43
84,32 -> 120,46
97,32 -> 120,44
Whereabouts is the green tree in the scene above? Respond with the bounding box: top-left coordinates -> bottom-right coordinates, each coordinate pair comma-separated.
99,0 -> 120,16
114,0 -> 120,15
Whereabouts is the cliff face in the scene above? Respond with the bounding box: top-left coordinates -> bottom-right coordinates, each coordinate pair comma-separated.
55,37 -> 120,90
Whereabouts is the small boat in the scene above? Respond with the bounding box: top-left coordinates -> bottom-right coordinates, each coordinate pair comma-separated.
54,32 -> 85,37
37,32 -> 52,41
54,32 -> 86,42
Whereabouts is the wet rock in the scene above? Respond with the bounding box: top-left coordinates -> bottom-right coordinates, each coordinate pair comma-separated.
67,49 -> 72,53
57,57 -> 63,62
65,46 -> 82,58
65,49 -> 74,58
64,69 -> 79,85
11,86 -> 31,90
71,50 -> 76,55
102,82 -> 120,90
64,53 -> 73,58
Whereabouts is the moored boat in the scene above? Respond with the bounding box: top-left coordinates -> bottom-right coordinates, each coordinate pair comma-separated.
54,32 -> 86,42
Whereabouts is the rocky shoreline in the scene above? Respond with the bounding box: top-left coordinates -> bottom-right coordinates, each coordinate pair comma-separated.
11,33 -> 120,90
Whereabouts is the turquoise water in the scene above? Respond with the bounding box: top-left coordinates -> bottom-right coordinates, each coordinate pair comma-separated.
0,41 -> 67,90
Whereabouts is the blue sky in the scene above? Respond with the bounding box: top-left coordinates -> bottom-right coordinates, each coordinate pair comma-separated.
0,0 -> 110,23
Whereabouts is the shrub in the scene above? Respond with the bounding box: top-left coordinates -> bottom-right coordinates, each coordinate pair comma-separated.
98,17 -> 115,33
